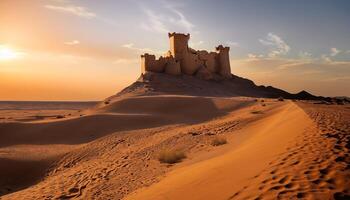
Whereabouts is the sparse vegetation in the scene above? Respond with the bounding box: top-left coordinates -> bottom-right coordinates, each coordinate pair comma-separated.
211,137 -> 227,146
261,99 -> 265,102
251,110 -> 263,114
188,131 -> 200,136
56,115 -> 65,119
261,103 -> 266,107
278,97 -> 284,101
104,101 -> 110,105
158,150 -> 186,164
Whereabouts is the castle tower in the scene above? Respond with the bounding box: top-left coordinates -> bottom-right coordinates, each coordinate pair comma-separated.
216,45 -> 232,78
168,32 -> 190,61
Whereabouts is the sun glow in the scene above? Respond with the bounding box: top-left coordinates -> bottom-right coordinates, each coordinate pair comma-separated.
0,46 -> 23,61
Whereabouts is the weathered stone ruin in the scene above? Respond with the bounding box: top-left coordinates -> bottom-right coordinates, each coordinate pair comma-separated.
141,32 -> 232,80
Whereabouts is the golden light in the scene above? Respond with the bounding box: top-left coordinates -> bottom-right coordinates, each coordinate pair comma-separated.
0,46 -> 23,61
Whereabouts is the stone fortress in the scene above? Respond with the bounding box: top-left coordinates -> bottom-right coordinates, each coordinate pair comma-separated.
141,32 -> 232,80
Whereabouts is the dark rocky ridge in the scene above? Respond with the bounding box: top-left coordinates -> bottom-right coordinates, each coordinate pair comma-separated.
109,72 -> 330,101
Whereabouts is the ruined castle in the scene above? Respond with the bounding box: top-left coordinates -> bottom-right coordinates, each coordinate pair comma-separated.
141,33 -> 232,80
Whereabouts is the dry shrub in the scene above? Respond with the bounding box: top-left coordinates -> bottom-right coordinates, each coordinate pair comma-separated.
158,150 -> 186,164
251,110 -> 263,114
278,97 -> 284,101
211,137 -> 227,146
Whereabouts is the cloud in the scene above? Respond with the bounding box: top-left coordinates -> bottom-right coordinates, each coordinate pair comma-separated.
122,43 -> 163,55
141,2 -> 196,34
321,54 -> 332,63
299,51 -> 312,59
226,41 -> 239,47
122,43 -> 152,52
259,33 -> 290,57
278,60 -> 312,69
323,76 -> 350,82
45,4 -> 96,19
167,6 -> 194,33
247,53 -> 264,60
330,47 -> 340,56
64,40 -> 80,45
141,9 -> 169,33
189,40 -> 204,47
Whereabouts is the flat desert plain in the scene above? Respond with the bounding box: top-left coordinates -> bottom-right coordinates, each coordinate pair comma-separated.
0,97 -> 349,200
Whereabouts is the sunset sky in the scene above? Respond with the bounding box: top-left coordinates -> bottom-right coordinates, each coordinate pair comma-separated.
1,0 -> 350,100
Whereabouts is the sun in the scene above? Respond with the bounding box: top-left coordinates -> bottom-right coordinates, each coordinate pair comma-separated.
0,46 -> 22,61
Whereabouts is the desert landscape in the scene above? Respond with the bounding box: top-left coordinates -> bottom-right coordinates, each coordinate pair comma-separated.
1,1 -> 350,199
0,84 -> 349,199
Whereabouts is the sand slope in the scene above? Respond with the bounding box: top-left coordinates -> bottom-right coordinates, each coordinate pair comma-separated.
0,96 -> 255,198
1,96 -> 349,199
125,102 -> 314,199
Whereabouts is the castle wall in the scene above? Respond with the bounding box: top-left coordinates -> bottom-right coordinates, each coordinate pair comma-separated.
141,54 -> 167,73
216,45 -> 232,78
141,32 -> 232,79
197,51 -> 218,73
181,52 -> 203,75
165,58 -> 181,75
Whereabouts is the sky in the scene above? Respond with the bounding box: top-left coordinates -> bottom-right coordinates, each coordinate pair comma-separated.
0,0 -> 349,100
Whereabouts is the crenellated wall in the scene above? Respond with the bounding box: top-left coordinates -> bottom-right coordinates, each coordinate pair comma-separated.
141,32 -> 232,79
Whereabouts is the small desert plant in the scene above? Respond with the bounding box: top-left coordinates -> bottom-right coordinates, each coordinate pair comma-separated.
278,97 -> 284,101
261,103 -> 266,107
211,137 -> 227,146
251,110 -> 263,114
56,115 -> 65,119
158,150 -> 186,164
261,99 -> 265,102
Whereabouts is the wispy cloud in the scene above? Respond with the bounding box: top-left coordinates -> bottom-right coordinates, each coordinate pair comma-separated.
330,47 -> 340,56
45,1 -> 118,26
140,2 -> 196,34
323,76 -> 350,82
278,60 -> 312,69
226,41 -> 239,47
166,5 -> 194,33
189,40 -> 204,47
141,9 -> 169,33
247,53 -> 264,60
45,4 -> 96,19
298,51 -> 312,59
122,43 -> 163,55
122,43 -> 152,52
64,40 -> 80,45
259,33 -> 290,57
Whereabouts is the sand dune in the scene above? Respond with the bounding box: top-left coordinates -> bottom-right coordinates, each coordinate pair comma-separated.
125,102 -> 314,199
0,96 -> 247,148
1,95 -> 349,199
0,95 -> 254,198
